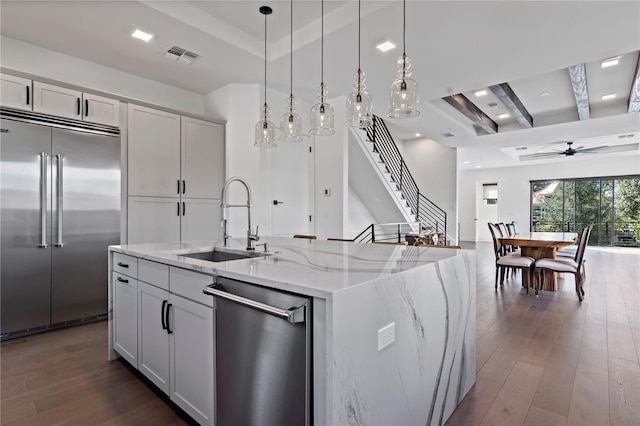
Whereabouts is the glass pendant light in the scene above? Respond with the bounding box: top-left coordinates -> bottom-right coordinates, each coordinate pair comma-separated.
309,0 -> 335,136
279,0 -> 302,142
255,6 -> 276,148
345,0 -> 372,128
389,0 -> 420,119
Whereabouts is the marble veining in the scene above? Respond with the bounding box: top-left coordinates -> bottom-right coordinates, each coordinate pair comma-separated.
330,252 -> 475,425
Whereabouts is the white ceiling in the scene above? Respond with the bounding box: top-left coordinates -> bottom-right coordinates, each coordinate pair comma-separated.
1,0 -> 639,171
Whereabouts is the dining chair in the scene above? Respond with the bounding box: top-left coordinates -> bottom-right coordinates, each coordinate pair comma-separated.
556,223 -> 592,279
511,221 -> 520,235
535,224 -> 592,301
488,223 -> 536,293
293,234 -> 317,239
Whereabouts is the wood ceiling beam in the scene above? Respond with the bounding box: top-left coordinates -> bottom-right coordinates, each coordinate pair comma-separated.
568,64 -> 590,120
489,83 -> 533,128
442,94 -> 498,134
628,54 -> 640,113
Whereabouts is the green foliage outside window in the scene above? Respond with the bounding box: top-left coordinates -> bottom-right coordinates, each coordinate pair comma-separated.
531,176 -> 640,247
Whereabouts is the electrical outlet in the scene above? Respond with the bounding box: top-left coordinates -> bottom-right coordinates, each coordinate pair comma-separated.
377,322 -> 395,351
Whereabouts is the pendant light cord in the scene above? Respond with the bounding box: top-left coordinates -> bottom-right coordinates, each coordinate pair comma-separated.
264,10 -> 267,107
290,0 -> 293,97
402,0 -> 407,79
321,0 -> 324,85
358,0 -> 361,70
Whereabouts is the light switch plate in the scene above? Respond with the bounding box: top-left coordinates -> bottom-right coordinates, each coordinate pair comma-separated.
377,322 -> 395,351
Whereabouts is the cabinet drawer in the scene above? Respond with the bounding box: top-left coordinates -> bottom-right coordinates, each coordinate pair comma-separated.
139,259 -> 169,291
113,253 -> 138,278
169,267 -> 214,307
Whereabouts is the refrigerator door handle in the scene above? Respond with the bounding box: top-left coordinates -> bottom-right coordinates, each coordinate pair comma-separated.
54,154 -> 64,247
39,152 -> 48,248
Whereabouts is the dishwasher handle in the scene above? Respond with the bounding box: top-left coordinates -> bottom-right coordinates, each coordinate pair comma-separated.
203,284 -> 306,324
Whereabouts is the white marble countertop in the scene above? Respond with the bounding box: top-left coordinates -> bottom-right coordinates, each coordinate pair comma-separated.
110,237 -> 468,298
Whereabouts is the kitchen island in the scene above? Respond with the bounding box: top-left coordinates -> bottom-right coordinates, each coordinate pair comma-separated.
108,237 -> 476,426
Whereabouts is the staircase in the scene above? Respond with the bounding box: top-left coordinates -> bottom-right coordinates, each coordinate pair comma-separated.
358,115 -> 447,241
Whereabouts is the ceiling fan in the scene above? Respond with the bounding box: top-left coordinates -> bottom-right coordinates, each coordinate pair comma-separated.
533,141 -> 610,158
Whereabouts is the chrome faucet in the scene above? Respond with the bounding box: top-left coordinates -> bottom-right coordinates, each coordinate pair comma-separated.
220,177 -> 259,250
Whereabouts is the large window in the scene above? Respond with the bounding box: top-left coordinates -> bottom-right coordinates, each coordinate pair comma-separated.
531,176 -> 640,247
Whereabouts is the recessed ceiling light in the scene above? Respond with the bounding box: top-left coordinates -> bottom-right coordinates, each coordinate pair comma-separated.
498,113 -> 510,119
602,93 -> 616,100
601,57 -> 620,68
475,165 -> 482,168
132,29 -> 153,42
415,133 -> 421,137
474,90 -> 488,97
376,40 -> 396,52
463,161 -> 470,164
539,91 -> 550,97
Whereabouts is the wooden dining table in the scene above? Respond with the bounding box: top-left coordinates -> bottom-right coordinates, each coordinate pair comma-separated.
498,231 -> 578,291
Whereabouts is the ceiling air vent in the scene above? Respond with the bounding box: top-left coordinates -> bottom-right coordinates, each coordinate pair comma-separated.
441,131 -> 456,138
515,146 -> 528,151
163,45 -> 200,65
618,133 -> 635,139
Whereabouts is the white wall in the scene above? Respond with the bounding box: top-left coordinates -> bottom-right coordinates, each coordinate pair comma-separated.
1,36 -> 205,115
347,186 -> 377,238
458,155 -> 640,241
402,138 -> 458,242
313,96 -> 349,239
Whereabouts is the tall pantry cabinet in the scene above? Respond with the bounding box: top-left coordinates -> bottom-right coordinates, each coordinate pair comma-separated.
127,104 -> 224,244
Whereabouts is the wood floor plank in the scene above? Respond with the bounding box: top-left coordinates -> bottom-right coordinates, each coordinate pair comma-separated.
608,356 -> 640,426
607,325 -> 639,363
567,364 -> 610,425
480,361 -> 544,425
445,363 -> 512,426
523,406 -> 567,426
530,344 -> 580,418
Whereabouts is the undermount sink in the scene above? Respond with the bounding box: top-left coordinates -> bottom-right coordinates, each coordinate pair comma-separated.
179,248 -> 269,263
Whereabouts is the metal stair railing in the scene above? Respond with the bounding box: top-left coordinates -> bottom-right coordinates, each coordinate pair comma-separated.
364,115 -> 447,239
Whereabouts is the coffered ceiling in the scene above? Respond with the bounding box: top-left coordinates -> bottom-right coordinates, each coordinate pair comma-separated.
1,1 -> 639,170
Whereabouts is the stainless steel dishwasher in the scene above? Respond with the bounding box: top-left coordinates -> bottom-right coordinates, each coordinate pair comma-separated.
204,276 -> 311,426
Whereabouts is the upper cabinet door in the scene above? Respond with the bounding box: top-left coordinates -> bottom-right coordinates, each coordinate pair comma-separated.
128,104 -> 181,197
0,73 -> 32,111
33,81 -> 82,120
181,117 -> 224,199
83,93 -> 120,126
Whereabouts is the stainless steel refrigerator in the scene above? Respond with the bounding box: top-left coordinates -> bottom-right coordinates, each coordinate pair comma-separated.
1,108 -> 120,340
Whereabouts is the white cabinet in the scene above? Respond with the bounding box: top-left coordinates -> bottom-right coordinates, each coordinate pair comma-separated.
181,198 -> 221,242
138,281 -> 170,394
127,105 -> 224,244
0,73 -> 32,110
170,293 -> 215,425
127,260 -> 214,425
181,116 -> 225,199
33,81 -> 120,126
128,197 -> 181,244
128,104 -> 181,197
113,271 -> 138,367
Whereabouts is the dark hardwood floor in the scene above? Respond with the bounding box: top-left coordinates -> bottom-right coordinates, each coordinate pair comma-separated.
1,243 -> 638,425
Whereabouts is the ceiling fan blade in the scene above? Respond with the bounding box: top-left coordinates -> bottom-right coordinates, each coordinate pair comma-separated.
576,146 -> 609,153
532,151 -> 562,158
573,145 -> 585,150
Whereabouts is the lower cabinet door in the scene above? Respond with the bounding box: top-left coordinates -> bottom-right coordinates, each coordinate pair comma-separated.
169,294 -> 214,425
113,273 -> 138,366
138,281 -> 170,394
